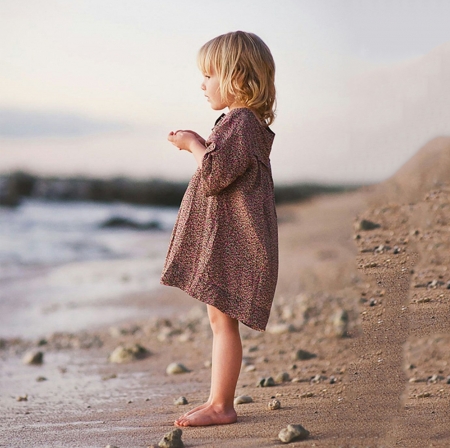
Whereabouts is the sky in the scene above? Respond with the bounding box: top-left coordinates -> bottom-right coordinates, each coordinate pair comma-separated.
1,0 -> 450,184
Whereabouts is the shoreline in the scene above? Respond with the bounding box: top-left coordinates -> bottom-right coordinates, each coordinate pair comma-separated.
1,184 -> 450,447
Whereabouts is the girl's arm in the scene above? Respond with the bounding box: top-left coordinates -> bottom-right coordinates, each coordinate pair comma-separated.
168,130 -> 207,168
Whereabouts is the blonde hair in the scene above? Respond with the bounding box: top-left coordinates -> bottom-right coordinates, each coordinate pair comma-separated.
198,31 -> 276,126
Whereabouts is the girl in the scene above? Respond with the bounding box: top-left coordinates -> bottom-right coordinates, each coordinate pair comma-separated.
161,31 -> 278,427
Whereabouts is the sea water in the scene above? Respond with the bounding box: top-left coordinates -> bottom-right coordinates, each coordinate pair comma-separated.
0,199 -> 178,338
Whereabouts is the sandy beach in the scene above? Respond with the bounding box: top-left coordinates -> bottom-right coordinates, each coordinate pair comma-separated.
1,138 -> 450,447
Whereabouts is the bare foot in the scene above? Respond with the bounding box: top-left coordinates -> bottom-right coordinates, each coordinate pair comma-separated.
174,404 -> 237,427
178,400 -> 211,419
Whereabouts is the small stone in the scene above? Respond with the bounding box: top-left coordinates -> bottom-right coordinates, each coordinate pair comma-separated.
268,398 -> 281,410
267,323 -> 296,334
109,344 -> 150,363
332,309 -> 348,337
234,395 -> 253,405
416,297 -> 431,304
105,445 -> 120,448
329,376 -> 337,384
22,351 -> 44,365
257,377 -> 275,387
417,392 -> 431,398
275,372 -> 291,383
293,349 -> 316,361
16,395 -> 28,402
357,219 -> 380,231
310,374 -> 326,384
166,362 -> 190,375
300,392 -> 314,398
158,428 -> 184,448
244,364 -> 256,372
369,298 -> 377,306
278,424 -> 310,443
174,396 -> 188,405
36,376 -> 47,382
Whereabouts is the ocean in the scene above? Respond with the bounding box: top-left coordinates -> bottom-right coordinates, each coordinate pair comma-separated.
0,199 -> 178,339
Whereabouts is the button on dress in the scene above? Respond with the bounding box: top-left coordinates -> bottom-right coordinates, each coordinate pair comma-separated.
160,107 -> 278,331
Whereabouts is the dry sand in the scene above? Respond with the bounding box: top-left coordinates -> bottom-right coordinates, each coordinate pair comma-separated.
1,138 -> 450,447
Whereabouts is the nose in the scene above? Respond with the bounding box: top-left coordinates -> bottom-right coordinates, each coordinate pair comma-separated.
201,80 -> 206,90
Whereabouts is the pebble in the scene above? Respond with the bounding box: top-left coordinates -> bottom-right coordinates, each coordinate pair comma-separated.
36,376 -> 47,382
234,395 -> 253,405
166,363 -> 190,375
369,298 -> 377,306
158,428 -> 184,448
267,323 -> 296,334
329,376 -> 337,384
278,424 -> 310,443
310,374 -> 326,384
447,376 -> 450,384
16,395 -> 28,402
275,372 -> 291,383
22,351 -> 44,365
174,396 -> 188,405
257,377 -> 275,387
293,349 -> 316,361
332,309 -> 348,337
244,364 -> 256,372
108,344 -> 150,363
357,219 -> 381,231
268,399 -> 281,410
105,445 -> 120,448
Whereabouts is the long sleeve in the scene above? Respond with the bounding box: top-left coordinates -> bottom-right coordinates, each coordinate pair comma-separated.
201,113 -> 254,196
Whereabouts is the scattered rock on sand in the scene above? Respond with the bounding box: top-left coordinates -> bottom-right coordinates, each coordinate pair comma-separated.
267,323 -> 296,334
22,350 -> 44,365
166,362 -> 190,375
108,344 -> 150,363
174,396 -> 188,405
234,395 -> 253,405
257,377 -> 275,387
268,398 -> 281,410
278,424 -> 310,443
158,428 -> 184,448
332,309 -> 349,337
293,349 -> 316,361
275,372 -> 291,383
357,219 -> 381,231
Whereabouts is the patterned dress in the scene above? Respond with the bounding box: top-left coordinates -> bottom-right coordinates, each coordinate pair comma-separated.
160,107 -> 278,331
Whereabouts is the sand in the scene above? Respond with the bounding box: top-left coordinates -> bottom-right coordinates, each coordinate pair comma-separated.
1,139 -> 450,447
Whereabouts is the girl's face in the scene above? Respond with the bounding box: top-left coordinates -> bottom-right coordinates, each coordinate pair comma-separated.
201,70 -> 233,110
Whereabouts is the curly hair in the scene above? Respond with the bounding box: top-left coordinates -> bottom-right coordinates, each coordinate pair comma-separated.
198,31 -> 276,126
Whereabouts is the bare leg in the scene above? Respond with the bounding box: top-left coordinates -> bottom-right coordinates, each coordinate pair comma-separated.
175,305 -> 242,426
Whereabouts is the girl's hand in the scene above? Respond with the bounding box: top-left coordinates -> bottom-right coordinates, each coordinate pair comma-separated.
168,130 -> 201,153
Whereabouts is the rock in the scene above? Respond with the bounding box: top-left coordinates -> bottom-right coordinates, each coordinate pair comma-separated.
105,445 -> 120,448
357,219 -> 381,231
158,428 -> 184,448
293,349 -> 316,361
268,399 -> 281,410
109,344 -> 150,363
166,362 -> 190,375
369,298 -> 377,306
446,375 -> 450,384
329,375 -> 337,384
275,372 -> 291,383
234,395 -> 253,405
100,216 -> 161,230
257,377 -> 275,387
332,309 -> 349,337
278,424 -> 310,443
22,351 -> 44,365
174,396 -> 188,405
310,374 -> 326,384
36,376 -> 47,382
16,395 -> 28,402
244,364 -> 256,372
267,323 -> 296,334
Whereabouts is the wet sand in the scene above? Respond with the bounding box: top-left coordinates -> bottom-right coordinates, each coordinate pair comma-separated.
2,141 -> 450,447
